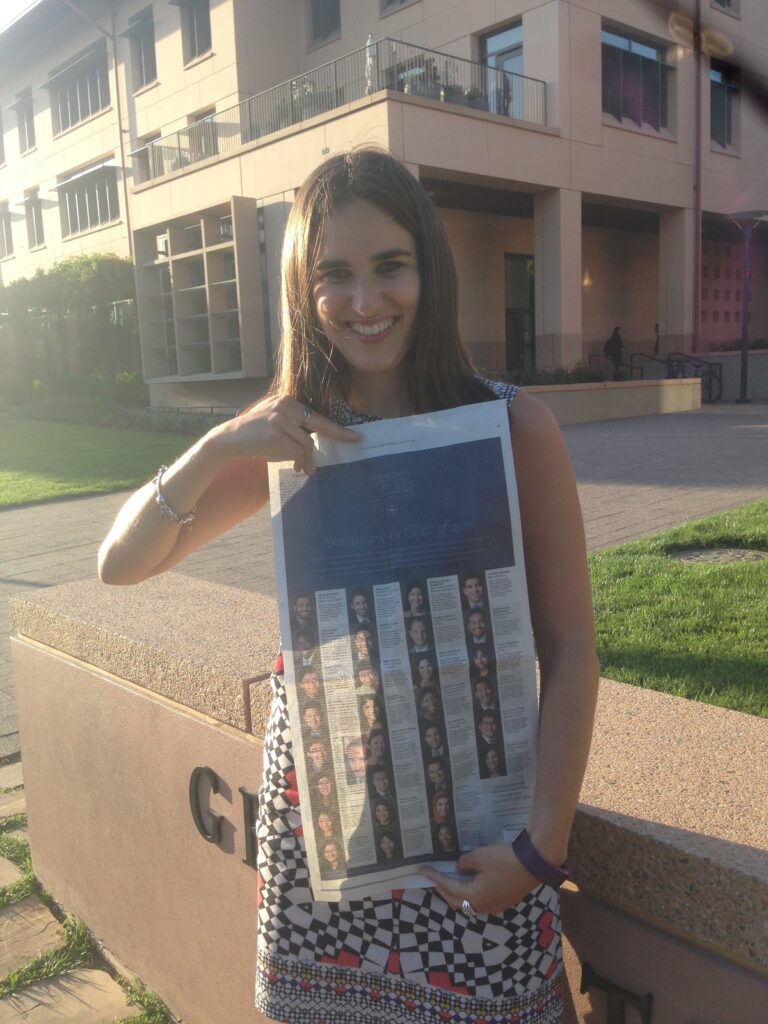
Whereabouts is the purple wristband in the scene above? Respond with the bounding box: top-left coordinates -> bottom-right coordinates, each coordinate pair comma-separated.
511,829 -> 569,889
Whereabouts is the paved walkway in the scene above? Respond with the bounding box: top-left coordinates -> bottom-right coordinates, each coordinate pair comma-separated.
0,765 -> 140,1021
2,402 -> 767,758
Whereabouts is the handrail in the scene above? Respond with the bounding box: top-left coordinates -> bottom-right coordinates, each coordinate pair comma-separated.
133,37 -> 549,182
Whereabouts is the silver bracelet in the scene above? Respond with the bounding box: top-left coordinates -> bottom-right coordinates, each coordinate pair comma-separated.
153,466 -> 197,529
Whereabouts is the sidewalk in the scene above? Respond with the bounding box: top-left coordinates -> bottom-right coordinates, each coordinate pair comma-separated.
0,402 -> 766,1019
2,402 -> 766,760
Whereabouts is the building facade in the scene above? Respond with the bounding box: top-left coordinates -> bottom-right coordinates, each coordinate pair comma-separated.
1,0 -> 767,407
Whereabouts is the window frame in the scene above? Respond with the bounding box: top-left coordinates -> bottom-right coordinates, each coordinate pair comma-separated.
172,0 -> 212,65
601,24 -> 673,134
0,202 -> 13,259
126,9 -> 158,91
25,188 -> 45,249
57,161 -> 120,238
15,89 -> 36,154
308,0 -> 341,46
0,109 -> 5,165
380,0 -> 421,17
710,58 -> 739,150
47,41 -> 110,136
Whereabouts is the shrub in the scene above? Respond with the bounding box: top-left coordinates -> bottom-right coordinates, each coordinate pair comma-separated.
485,363 -> 606,386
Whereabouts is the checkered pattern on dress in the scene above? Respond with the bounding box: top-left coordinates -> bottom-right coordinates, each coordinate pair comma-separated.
256,674 -> 563,1018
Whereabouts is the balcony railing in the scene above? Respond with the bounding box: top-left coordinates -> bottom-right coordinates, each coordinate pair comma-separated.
135,38 -> 548,183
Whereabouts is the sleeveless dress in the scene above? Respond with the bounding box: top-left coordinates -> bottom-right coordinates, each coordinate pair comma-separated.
255,379 -> 564,1024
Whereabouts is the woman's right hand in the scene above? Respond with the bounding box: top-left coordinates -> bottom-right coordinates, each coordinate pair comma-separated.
98,394 -> 360,585
211,394 -> 361,476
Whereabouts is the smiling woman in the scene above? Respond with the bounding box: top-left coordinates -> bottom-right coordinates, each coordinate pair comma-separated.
98,147 -> 599,1024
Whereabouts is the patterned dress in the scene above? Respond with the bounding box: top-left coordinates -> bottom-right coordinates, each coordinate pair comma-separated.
255,380 -> 564,1024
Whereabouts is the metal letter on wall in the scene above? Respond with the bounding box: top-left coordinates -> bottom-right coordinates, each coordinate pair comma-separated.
189,765 -> 223,844
239,787 -> 259,868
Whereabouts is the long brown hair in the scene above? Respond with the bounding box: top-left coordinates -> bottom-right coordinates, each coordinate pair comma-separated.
271,147 -> 492,414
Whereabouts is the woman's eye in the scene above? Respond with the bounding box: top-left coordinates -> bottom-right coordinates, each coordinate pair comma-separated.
378,261 -> 404,274
323,268 -> 349,282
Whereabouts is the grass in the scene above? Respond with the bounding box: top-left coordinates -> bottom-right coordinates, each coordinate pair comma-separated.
0,814 -> 173,1020
590,499 -> 768,717
0,419 -> 189,508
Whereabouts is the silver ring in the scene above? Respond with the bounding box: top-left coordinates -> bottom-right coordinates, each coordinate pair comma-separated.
460,898 -> 477,923
302,405 -> 312,423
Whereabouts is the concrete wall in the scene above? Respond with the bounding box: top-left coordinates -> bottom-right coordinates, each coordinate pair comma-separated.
10,576 -> 768,1024
526,378 -> 701,425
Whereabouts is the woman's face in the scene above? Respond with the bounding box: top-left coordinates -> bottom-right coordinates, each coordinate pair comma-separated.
380,834 -> 395,858
355,630 -> 372,658
317,776 -> 332,797
420,692 -> 437,718
375,802 -> 391,826
417,658 -> 433,683
473,648 -> 489,673
435,795 -> 449,819
485,748 -> 500,774
367,732 -> 386,764
312,199 -> 421,385
317,812 -> 333,836
407,586 -> 424,612
362,699 -> 379,726
323,843 -> 339,869
438,825 -> 454,851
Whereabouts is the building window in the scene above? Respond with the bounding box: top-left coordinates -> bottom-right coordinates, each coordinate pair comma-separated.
135,132 -> 162,182
123,8 -> 157,91
601,25 -> 671,131
15,90 -> 36,153
187,107 -> 217,160
45,41 -> 110,136
57,160 -> 119,237
25,189 -> 44,248
381,0 -> 418,12
0,202 -> 12,258
309,0 -> 340,43
710,59 -> 738,148
172,0 -> 212,64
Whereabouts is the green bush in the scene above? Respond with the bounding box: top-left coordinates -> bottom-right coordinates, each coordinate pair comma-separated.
486,363 -> 607,387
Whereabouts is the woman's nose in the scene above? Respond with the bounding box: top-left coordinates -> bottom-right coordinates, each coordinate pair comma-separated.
348,274 -> 381,317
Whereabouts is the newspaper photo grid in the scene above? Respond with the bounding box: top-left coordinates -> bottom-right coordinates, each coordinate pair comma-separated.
268,401 -> 540,901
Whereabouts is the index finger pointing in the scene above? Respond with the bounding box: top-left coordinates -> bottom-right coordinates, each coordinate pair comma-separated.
305,409 -> 363,442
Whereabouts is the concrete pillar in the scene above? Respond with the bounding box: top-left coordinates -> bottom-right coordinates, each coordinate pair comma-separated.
533,188 -> 582,369
658,207 -> 696,355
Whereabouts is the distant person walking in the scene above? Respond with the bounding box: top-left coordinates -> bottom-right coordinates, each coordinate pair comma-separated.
604,327 -> 624,380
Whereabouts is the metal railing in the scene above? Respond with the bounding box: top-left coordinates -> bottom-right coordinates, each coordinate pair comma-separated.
135,38 -> 548,182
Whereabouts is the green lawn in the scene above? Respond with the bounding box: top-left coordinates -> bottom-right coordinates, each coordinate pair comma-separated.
0,419 -> 189,508
590,500 -> 768,718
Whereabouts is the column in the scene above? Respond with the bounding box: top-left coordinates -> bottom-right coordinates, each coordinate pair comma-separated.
658,207 -> 696,355
533,188 -> 582,369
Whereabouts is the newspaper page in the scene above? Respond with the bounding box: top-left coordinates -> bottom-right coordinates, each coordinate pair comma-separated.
268,400 -> 539,901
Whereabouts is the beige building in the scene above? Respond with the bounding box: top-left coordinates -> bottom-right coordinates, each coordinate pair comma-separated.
2,0 -> 767,407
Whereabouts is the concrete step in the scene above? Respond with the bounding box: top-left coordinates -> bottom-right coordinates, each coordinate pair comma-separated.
0,968 -> 141,1021
0,855 -> 23,888
0,793 -> 25,820
0,896 -> 63,976
0,764 -> 23,791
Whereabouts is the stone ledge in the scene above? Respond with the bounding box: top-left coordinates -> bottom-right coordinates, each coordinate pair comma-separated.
9,576 -> 766,977
570,678 -> 767,976
9,576 -> 278,733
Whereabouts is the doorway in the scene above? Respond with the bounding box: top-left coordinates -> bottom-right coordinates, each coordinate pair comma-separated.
504,254 -> 535,375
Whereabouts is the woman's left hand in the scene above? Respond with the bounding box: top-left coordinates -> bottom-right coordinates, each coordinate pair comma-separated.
421,843 -> 538,917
